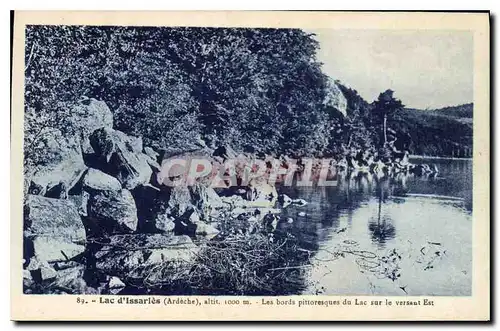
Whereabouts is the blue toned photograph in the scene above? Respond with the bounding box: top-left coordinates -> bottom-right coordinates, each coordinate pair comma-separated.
22,26 -> 472,296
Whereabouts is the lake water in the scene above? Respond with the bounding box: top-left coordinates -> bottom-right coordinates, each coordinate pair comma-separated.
278,158 -> 473,296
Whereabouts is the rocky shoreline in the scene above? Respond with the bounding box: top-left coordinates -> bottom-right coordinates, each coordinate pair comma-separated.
23,98 -> 439,295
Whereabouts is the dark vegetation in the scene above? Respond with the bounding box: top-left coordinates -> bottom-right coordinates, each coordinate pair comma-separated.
393,103 -> 473,157
426,103 -> 473,120
24,26 -> 332,166
24,25 -> 473,173
337,82 -> 473,157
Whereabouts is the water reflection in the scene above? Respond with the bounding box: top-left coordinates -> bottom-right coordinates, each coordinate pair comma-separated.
281,168 -> 440,253
368,184 -> 396,248
278,158 -> 472,295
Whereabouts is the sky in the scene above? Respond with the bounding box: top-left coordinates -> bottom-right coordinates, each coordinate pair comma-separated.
308,29 -> 473,109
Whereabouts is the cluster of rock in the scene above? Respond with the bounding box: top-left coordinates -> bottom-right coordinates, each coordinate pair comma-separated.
23,98 -> 278,294
22,98 -> 437,295
335,145 -> 438,178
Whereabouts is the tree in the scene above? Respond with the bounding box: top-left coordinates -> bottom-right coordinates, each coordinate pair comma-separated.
372,89 -> 404,145
24,26 -> 333,168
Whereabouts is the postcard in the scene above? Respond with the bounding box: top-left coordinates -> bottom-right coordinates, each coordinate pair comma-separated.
10,10 -> 490,321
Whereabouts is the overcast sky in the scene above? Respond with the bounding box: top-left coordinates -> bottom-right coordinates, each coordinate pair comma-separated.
309,30 -> 473,109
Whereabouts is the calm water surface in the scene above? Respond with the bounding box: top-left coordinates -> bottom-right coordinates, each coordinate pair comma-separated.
278,158 -> 472,296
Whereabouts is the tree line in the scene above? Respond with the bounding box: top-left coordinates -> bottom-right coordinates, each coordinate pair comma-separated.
24,25 -> 471,173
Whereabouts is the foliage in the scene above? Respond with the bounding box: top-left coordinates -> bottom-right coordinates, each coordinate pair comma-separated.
391,105 -> 473,157
24,24 -> 473,167
24,26 -> 331,165
373,89 -> 404,119
372,89 -> 405,144
425,103 -> 473,119
334,84 -> 473,157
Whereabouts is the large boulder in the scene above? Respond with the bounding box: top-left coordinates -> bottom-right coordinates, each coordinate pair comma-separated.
50,263 -> 90,294
323,78 -> 348,117
31,235 -> 85,263
131,185 -> 175,233
25,260 -> 93,294
82,168 -> 122,193
132,183 -> 217,234
154,186 -> 194,233
145,157 -> 162,173
24,195 -> 86,263
166,186 -> 193,218
134,184 -> 193,234
144,146 -> 160,162
94,234 -> 199,276
26,256 -> 58,282
68,192 -> 90,217
24,195 -> 86,240
72,97 -> 114,138
189,183 -> 225,221
27,132 -> 87,198
89,128 -> 152,190
87,189 -> 138,234
71,98 -> 113,156
157,151 -> 214,186
247,179 -> 278,207
26,98 -> 114,196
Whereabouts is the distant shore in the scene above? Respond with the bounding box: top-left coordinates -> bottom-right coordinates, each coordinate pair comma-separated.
410,155 -> 473,161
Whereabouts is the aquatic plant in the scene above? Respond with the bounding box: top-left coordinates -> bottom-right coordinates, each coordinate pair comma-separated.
126,229 -> 311,295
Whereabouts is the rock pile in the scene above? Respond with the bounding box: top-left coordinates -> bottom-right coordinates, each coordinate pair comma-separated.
24,98 -> 276,294
334,146 -> 438,178
23,98 -> 434,295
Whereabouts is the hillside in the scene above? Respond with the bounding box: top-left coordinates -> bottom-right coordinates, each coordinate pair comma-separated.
427,103 -> 473,119
391,104 -> 473,157
407,103 -> 473,124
